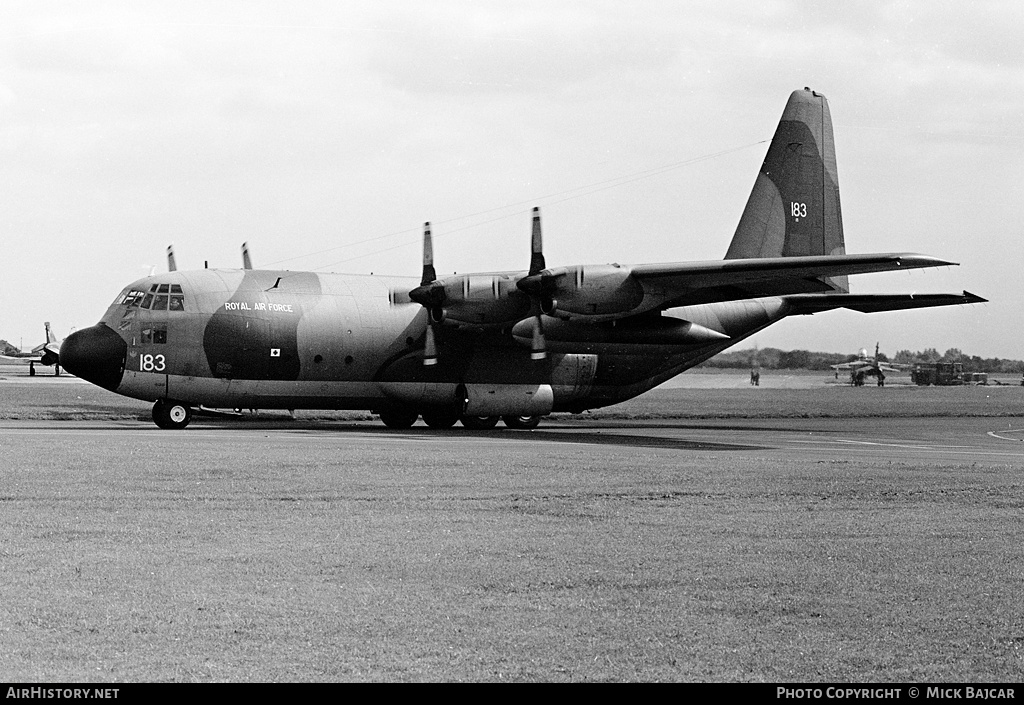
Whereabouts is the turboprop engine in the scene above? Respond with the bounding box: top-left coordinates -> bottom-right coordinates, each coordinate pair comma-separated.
515,263 -> 645,319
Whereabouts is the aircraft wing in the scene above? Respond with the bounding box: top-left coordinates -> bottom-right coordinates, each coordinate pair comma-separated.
877,363 -> 910,373
831,361 -> 869,372
782,291 -> 987,314
632,253 -> 957,306
0,353 -> 41,362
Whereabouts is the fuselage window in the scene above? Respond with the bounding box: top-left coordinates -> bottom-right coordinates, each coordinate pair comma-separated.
141,324 -> 167,345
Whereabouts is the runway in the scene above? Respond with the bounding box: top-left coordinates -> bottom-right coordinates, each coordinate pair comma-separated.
4,415 -> 1023,466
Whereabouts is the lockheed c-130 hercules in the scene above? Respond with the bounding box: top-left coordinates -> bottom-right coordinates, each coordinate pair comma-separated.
60,88 -> 984,430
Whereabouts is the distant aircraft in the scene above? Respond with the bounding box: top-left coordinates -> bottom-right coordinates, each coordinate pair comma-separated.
831,343 -> 909,386
60,88 -> 985,429
0,322 -> 63,376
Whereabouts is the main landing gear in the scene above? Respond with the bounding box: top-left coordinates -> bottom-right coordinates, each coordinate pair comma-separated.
377,408 -> 542,430
153,400 -> 192,430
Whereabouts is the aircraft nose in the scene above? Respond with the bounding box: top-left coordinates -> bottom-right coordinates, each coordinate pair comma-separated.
60,324 -> 127,391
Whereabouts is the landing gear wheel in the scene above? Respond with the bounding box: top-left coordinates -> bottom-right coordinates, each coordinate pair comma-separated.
421,409 -> 460,429
460,415 -> 499,430
153,400 -> 192,430
502,414 -> 541,429
379,408 -> 419,429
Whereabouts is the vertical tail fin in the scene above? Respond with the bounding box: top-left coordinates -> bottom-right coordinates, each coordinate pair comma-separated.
45,321 -> 55,345
725,88 -> 847,291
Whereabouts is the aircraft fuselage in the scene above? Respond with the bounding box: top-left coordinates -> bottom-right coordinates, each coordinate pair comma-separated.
63,267 -> 784,420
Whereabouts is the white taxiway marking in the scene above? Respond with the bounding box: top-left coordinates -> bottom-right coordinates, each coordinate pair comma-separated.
833,439 -> 973,450
786,435 -> 1024,459
987,429 -> 1024,442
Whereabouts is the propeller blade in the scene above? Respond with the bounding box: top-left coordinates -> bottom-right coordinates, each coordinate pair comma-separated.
423,323 -> 438,366
530,315 -> 546,361
242,242 -> 253,270
529,206 -> 545,276
421,222 -> 436,286
413,221 -> 441,366
167,245 -> 177,272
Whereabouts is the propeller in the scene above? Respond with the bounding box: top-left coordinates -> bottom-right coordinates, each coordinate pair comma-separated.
517,207 -> 556,361
408,209 -> 555,365
408,222 -> 446,366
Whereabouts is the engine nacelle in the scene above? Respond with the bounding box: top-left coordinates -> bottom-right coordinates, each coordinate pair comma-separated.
518,265 -> 645,319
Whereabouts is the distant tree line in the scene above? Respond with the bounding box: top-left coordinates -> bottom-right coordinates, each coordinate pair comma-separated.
700,347 -> 1024,373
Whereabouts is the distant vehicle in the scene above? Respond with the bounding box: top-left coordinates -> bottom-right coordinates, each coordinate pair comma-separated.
911,361 -> 965,386
0,322 -> 63,376
962,372 -> 988,385
831,343 -> 908,386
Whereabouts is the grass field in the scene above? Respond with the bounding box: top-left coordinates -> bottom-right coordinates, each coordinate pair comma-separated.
1,369 -> 1023,682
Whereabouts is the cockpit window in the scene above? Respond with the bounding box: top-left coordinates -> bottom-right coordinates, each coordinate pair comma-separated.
121,283 -> 187,311
115,289 -> 146,307
169,284 -> 184,311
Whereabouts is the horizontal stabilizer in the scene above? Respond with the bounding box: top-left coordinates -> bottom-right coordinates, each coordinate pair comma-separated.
632,253 -> 956,307
784,291 -> 986,314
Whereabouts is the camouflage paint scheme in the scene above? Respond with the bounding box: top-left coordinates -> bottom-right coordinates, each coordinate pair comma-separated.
60,89 -> 984,428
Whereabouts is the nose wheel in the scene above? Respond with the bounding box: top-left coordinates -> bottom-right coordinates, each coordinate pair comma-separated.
153,400 -> 192,429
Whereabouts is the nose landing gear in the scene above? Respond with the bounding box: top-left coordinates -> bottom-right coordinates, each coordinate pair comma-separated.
153,400 -> 192,429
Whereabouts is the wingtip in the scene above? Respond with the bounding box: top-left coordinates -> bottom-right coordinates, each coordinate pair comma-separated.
896,253 -> 958,267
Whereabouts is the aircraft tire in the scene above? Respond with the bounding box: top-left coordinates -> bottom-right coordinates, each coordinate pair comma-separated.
502,414 -> 541,429
421,409 -> 460,429
379,408 -> 419,429
153,400 -> 192,430
460,415 -> 500,430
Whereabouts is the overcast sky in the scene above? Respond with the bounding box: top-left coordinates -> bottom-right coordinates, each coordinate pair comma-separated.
2,1 -> 1021,360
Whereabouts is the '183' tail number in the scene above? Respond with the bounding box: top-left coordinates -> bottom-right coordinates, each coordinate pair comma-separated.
141,354 -> 166,372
